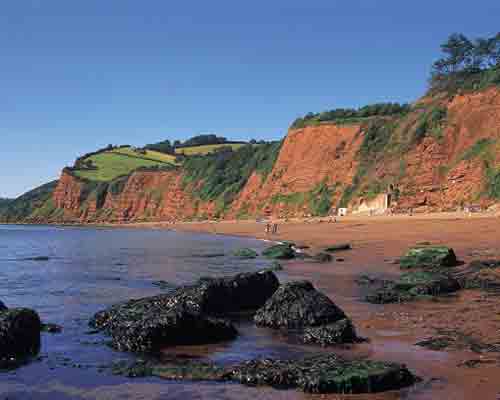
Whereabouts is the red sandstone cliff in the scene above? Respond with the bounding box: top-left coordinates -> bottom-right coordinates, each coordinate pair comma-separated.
44,86 -> 500,223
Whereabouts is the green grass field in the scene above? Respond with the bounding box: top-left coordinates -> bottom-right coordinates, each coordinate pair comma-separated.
73,147 -> 176,181
174,143 -> 246,155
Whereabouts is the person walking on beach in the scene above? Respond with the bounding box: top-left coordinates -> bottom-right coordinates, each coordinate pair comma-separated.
272,223 -> 278,234
265,223 -> 271,235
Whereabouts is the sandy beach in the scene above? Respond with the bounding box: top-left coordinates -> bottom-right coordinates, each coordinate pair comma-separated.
125,213 -> 500,399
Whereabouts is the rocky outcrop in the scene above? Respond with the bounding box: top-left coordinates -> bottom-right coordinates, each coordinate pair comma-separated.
91,271 -> 279,352
254,281 -> 346,328
230,354 -> 417,394
399,246 -> 458,269
365,271 -> 461,304
52,170 -> 85,212
301,318 -> 360,346
113,353 -> 418,394
0,306 -> 41,367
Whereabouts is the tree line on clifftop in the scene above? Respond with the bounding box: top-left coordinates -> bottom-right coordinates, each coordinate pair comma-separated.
292,32 -> 500,129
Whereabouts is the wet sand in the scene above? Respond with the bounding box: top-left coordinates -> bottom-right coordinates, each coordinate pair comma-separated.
139,213 -> 500,399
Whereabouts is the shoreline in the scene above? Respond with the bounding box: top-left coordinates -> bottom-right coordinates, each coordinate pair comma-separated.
3,214 -> 500,398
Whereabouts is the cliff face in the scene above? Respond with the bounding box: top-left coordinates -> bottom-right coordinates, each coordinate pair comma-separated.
395,87 -> 500,211
10,86 -> 500,224
229,124 -> 363,218
49,169 -> 217,223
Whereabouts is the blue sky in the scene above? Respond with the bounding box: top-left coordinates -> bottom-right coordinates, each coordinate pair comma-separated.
1,0 -> 499,198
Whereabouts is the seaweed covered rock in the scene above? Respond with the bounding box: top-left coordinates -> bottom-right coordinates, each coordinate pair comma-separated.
254,281 -> 346,328
415,328 -> 500,353
233,248 -> 258,259
400,246 -> 457,269
302,318 -> 361,346
456,259 -> 500,292
262,243 -> 295,259
366,271 -> 461,304
91,271 -> 279,353
0,307 -> 41,367
325,243 -> 352,253
111,353 -> 417,394
230,354 -> 417,394
92,298 -> 237,352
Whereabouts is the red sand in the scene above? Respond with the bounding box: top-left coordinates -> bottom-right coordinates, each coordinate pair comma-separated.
155,213 -> 500,399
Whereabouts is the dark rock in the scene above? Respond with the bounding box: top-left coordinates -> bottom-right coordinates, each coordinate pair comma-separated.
0,308 -> 41,367
366,271 -> 461,304
109,354 -> 418,394
400,246 -> 457,269
0,301 -> 6,312
254,281 -> 346,328
23,256 -> 50,261
455,259 -> 500,292
324,244 -> 352,253
41,323 -> 63,334
262,243 -> 295,259
302,319 -> 362,346
311,253 -> 333,263
91,271 -> 279,353
415,329 -> 500,353
230,353 -> 417,394
233,248 -> 258,259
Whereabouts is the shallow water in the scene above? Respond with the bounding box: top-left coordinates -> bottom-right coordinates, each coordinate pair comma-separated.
0,225 -> 323,399
1,224 -> 493,400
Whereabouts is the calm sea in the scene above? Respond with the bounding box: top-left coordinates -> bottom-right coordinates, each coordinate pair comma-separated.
0,225 -> 314,400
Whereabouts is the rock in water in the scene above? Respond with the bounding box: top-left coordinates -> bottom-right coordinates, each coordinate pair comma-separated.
91,271 -> 279,353
110,353 -> 417,394
254,281 -> 346,328
365,271 -> 461,304
230,353 -> 417,394
0,301 -> 6,312
0,308 -> 41,366
457,259 -> 500,292
302,318 -> 361,346
233,248 -> 258,259
400,246 -> 457,269
324,243 -> 352,252
262,244 -> 295,259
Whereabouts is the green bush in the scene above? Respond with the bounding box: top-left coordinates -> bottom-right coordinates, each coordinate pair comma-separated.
291,103 -> 410,129
182,141 -> 282,211
461,138 -> 495,161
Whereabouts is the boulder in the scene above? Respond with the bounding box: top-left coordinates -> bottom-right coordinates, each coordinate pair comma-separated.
0,301 -> 6,312
0,308 -> 41,366
254,281 -> 346,328
233,248 -> 258,259
456,259 -> 500,292
302,319 -> 361,346
262,243 -> 295,259
230,353 -> 417,394
400,246 -> 457,269
325,243 -> 352,252
366,271 -> 461,304
111,353 -> 418,394
91,271 -> 279,353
